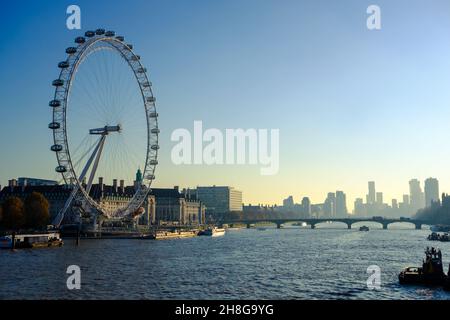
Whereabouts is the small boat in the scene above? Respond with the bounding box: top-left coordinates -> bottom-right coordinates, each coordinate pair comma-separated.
427,232 -> 450,242
359,226 -> 369,232
0,232 -> 63,249
257,227 -> 267,231
198,227 -> 226,237
399,247 -> 447,286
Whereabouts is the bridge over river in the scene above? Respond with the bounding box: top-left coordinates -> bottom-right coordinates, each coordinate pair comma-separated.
221,218 -> 431,230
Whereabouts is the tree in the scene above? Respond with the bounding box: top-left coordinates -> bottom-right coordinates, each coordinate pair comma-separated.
24,192 -> 50,229
1,197 -> 25,230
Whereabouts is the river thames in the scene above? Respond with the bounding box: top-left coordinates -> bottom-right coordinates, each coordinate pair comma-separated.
1,224 -> 450,300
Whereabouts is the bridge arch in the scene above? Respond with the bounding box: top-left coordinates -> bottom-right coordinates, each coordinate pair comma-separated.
350,221 -> 385,229
311,220 -> 349,229
386,221 -> 421,230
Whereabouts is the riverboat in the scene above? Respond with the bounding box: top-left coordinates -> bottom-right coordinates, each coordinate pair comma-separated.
399,247 -> 447,286
0,232 -> 63,249
198,227 -> 226,237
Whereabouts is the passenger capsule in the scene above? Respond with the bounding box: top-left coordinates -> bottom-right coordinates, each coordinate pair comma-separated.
151,128 -> 160,134
146,174 -> 155,180
66,47 -> 77,54
52,79 -> 64,86
149,160 -> 158,165
58,61 -> 70,68
49,100 -> 61,107
146,97 -> 156,103
126,44 -> 133,50
151,145 -> 160,150
75,36 -> 85,44
51,144 -> 63,152
142,82 -> 151,87
95,28 -> 105,35
85,31 -> 95,37
116,36 -> 124,41
48,122 -> 61,129
55,165 -> 67,173
149,112 -> 158,118
105,31 -> 115,37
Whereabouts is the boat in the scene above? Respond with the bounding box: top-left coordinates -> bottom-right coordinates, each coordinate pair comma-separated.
152,229 -> 198,240
427,232 -> 450,242
359,226 -> 369,232
198,227 -> 226,237
0,232 -> 63,249
399,247 -> 447,286
257,227 -> 267,231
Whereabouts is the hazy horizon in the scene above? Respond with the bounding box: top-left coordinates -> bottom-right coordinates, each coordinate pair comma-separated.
1,0 -> 450,210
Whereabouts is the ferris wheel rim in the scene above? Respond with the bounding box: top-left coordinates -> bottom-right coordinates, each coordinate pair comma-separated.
49,29 -> 159,219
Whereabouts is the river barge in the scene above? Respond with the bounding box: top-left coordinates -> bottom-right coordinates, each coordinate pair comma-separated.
0,232 -> 63,249
153,229 -> 198,240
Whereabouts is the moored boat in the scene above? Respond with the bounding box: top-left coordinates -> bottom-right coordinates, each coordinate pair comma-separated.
153,229 -> 198,240
359,226 -> 369,232
0,232 -> 63,249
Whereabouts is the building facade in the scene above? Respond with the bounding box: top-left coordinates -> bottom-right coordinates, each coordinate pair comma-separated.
335,191 -> 348,217
151,187 -> 205,225
425,178 -> 439,208
409,179 -> 425,212
0,178 -> 214,227
195,186 -> 243,214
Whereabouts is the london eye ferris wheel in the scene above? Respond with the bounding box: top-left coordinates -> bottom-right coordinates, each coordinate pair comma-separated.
48,28 -> 159,227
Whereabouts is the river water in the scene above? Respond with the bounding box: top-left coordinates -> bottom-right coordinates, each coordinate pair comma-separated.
1,223 -> 450,300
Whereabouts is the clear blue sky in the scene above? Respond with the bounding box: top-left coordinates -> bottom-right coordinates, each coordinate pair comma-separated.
1,0 -> 450,208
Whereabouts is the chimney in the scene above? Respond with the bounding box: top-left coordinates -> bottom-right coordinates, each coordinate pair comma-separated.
22,179 -> 27,192
113,179 -> 118,193
99,177 -> 104,192
120,180 -> 125,194
9,179 -> 17,192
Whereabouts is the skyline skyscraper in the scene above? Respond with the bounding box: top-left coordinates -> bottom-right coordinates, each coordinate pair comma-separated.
335,191 -> 348,218
301,197 -> 311,218
409,179 -> 425,212
367,181 -> 376,204
424,178 -> 439,207
283,196 -> 294,208
376,192 -> 383,206
324,192 -> 336,218
392,199 -> 398,210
